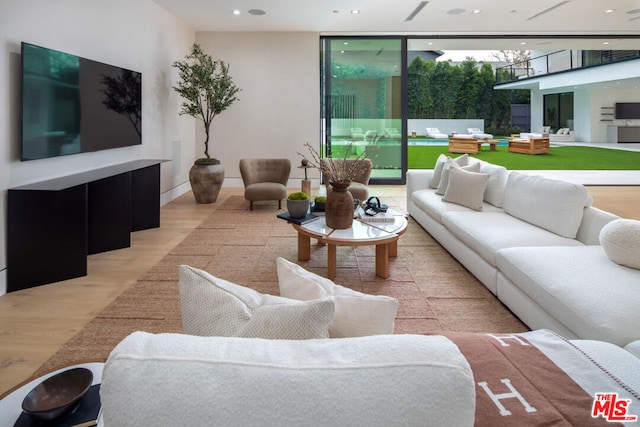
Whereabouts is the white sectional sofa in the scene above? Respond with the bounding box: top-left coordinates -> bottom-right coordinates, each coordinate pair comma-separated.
407,156 -> 640,346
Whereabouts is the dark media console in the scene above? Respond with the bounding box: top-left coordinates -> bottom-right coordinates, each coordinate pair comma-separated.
7,160 -> 166,292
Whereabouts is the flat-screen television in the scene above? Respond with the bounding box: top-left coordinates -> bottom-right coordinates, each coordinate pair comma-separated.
615,102 -> 640,120
21,42 -> 142,161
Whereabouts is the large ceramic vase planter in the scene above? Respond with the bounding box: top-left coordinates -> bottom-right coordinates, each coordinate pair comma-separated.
325,181 -> 353,229
287,199 -> 310,218
189,161 -> 224,204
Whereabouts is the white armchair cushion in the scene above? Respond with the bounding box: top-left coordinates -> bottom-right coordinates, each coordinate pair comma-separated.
502,172 -> 591,238
599,219 -> 640,270
443,168 -> 490,211
102,332 -> 476,427
179,265 -> 334,339
277,257 -> 399,337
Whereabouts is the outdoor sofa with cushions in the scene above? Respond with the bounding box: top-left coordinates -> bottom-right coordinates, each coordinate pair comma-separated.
549,127 -> 576,142
407,155 -> 640,346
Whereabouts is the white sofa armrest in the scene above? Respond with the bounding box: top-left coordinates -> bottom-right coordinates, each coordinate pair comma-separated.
576,206 -> 620,245
406,170 -> 434,201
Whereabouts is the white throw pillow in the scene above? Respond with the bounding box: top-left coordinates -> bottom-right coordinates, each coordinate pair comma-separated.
443,167 -> 490,211
276,257 -> 399,338
430,154 -> 469,189
478,161 -> 509,207
436,160 -> 480,195
599,219 -> 640,270
179,265 -> 334,339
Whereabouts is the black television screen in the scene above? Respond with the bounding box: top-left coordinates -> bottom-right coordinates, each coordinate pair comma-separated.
615,102 -> 640,120
21,42 -> 142,161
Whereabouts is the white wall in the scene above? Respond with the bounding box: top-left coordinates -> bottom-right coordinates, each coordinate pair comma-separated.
195,32 -> 320,187
0,0 -> 196,294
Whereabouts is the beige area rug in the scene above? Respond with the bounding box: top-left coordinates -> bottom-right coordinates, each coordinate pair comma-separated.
36,196 -> 527,374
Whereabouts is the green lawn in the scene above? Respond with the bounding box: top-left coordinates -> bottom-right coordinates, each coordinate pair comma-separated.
408,145 -> 640,170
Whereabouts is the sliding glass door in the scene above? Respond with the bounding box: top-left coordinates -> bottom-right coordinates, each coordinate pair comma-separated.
321,37 -> 406,184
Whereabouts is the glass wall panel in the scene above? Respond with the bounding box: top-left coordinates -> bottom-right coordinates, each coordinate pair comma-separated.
321,38 -> 405,183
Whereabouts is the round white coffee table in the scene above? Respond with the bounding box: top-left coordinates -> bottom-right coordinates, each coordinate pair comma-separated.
292,210 -> 407,279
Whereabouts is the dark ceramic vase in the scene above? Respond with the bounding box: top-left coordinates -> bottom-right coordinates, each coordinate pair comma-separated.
325,181 -> 354,229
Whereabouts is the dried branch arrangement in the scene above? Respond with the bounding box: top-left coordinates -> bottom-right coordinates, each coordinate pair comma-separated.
298,142 -> 376,185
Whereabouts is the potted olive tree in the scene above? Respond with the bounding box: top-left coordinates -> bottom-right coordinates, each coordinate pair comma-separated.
173,43 -> 241,203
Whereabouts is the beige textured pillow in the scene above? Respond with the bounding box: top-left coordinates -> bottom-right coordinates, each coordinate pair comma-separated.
430,154 -> 468,189
443,167 -> 491,211
179,265 -> 334,339
436,160 -> 480,195
276,258 -> 399,338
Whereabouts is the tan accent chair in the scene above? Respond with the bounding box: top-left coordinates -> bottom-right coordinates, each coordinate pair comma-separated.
321,158 -> 372,202
240,158 -> 291,210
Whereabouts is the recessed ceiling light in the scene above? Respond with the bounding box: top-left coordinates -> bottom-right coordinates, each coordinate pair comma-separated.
603,41 -> 610,45
472,9 -> 481,14
232,9 -> 240,15
604,9 -> 615,13
520,42 -> 527,45
351,10 -> 360,14
248,9 -> 266,16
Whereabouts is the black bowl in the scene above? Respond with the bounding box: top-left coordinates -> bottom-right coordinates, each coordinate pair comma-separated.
22,367 -> 93,421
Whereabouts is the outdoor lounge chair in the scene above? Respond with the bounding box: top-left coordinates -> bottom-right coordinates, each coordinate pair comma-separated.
350,128 -> 365,141
383,128 -> 401,139
467,127 -> 493,140
426,128 -> 448,139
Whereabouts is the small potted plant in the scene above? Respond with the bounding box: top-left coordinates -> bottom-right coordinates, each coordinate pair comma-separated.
313,196 -> 326,212
287,192 -> 310,218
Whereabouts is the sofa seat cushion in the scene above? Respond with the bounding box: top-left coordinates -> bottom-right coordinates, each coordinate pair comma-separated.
101,332 -> 476,427
442,212 -> 584,267
497,246 -> 640,346
412,189 -> 502,225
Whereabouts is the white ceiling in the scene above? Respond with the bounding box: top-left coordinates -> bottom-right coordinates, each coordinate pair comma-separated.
154,0 -> 640,50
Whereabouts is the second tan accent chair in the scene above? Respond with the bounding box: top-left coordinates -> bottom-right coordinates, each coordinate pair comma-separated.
240,158 -> 291,210
321,158 -> 372,202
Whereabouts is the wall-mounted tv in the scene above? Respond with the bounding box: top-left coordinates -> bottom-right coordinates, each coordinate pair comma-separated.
21,42 -> 142,161
615,102 -> 640,120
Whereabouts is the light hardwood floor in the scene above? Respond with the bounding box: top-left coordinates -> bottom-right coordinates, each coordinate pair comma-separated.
0,185 -> 638,396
